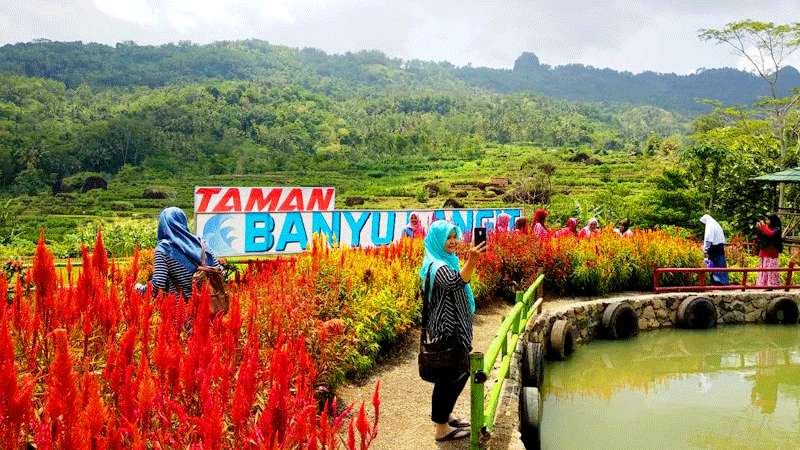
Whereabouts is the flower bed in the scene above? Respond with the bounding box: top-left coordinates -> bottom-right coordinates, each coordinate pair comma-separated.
0,231 -> 426,449
478,229 -> 704,298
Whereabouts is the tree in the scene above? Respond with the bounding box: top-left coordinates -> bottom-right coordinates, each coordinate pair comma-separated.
699,21 -> 800,101
700,20 -> 800,204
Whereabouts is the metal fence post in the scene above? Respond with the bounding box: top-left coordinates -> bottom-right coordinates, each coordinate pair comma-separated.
470,352 -> 485,450
515,291 -> 524,334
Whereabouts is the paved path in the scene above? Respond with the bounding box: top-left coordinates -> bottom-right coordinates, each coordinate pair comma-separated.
336,300 -> 515,450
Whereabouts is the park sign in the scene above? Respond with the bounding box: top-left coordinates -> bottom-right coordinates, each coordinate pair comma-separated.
196,206 -> 523,257
194,186 -> 336,213
194,186 -> 336,256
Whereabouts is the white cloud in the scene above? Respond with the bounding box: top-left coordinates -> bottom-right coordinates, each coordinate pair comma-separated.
92,0 -> 297,33
93,0 -> 157,26
261,0 -> 294,23
4,0 -> 800,74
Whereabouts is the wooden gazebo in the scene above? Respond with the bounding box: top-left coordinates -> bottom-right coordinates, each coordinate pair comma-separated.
752,167 -> 800,246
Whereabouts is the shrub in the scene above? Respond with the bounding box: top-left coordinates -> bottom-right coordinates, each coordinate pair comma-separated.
63,219 -> 157,258
344,196 -> 366,207
477,228 -> 703,297
110,201 -> 134,211
142,187 -> 172,199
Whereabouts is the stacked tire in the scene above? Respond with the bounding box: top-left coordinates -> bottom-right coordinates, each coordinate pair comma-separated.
520,342 -> 544,449
519,386 -> 542,450
522,342 -> 544,388
520,319 -> 575,449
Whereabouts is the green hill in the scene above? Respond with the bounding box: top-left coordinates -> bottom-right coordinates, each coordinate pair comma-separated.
1,40 -> 796,114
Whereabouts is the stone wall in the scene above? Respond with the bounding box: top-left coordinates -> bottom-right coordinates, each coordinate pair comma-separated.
491,291 -> 800,449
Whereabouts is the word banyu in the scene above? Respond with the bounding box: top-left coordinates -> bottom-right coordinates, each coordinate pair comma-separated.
197,209 -> 522,256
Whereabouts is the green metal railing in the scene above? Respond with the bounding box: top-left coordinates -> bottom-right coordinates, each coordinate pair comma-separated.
469,273 -> 544,450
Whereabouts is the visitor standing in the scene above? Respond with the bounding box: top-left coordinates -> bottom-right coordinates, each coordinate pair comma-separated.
532,209 -> 549,238
699,214 -> 729,286
151,207 -> 224,299
495,213 -> 511,233
555,217 -> 579,238
514,217 -> 528,233
614,219 -> 634,237
756,215 -> 783,287
579,217 -> 599,239
402,213 -> 426,239
418,220 -> 485,442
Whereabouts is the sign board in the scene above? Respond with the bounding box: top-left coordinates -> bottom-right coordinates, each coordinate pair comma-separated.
196,208 -> 523,257
194,187 -> 336,213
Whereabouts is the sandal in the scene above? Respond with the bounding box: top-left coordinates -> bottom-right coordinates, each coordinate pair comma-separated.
435,428 -> 470,442
448,418 -> 470,428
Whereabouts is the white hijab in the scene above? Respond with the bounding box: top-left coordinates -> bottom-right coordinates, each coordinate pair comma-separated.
582,217 -> 599,234
700,214 -> 725,245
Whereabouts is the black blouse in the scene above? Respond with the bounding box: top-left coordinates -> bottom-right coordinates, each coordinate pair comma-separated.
424,265 -> 473,353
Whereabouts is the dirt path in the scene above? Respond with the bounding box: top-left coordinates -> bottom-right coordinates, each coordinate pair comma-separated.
336,300 -> 515,450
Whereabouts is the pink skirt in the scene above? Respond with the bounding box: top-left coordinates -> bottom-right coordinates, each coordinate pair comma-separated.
757,257 -> 781,287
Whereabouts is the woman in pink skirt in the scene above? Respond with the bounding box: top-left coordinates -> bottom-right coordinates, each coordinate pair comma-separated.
756,215 -> 783,287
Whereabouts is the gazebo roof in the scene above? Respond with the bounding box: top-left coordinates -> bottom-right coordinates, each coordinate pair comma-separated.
751,167 -> 800,183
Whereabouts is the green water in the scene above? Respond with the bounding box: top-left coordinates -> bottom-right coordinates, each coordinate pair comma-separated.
541,325 -> 800,450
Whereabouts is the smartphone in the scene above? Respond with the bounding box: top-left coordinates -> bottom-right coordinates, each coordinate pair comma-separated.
473,227 -> 487,250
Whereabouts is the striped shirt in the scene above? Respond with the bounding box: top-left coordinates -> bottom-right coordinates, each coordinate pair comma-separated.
424,266 -> 473,353
152,247 -> 222,299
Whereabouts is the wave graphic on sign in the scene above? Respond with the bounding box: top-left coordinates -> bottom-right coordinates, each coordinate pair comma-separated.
202,214 -> 239,256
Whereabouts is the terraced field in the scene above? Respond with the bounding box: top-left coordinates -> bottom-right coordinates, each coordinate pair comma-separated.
3,144 -> 669,257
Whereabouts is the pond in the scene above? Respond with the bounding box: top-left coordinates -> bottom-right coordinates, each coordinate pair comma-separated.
541,325 -> 800,450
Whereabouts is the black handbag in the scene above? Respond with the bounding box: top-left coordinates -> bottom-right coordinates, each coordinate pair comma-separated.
418,266 -> 469,383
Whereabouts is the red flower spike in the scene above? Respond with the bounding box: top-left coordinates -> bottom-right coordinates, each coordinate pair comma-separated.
44,328 -> 79,447
356,403 -> 370,450
92,226 -> 109,276
0,307 -> 33,445
371,380 -> 381,431
347,420 -> 356,450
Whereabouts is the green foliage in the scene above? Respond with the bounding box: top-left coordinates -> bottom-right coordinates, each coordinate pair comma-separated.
639,168 -> 704,228
0,199 -> 21,244
699,21 -> 800,90
62,219 -> 157,258
61,171 -> 105,192
683,118 -> 781,232
13,168 -> 49,195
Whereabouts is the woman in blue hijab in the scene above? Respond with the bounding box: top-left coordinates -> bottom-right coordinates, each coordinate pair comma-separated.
419,220 -> 485,442
151,207 -> 222,299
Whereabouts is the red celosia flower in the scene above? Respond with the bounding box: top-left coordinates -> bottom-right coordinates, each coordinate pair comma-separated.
93,227 -> 109,277
44,329 -> 79,447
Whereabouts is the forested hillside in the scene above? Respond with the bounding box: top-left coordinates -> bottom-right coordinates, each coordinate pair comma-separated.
460,52 -> 800,114
1,40 -> 795,114
0,71 -> 686,194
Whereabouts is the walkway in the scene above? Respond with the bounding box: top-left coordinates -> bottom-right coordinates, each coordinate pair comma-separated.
336,300 -> 515,450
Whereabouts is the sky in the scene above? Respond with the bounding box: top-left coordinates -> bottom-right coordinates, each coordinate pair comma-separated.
2,0 -> 800,75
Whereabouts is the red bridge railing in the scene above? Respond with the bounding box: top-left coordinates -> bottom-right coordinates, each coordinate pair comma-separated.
654,264 -> 800,293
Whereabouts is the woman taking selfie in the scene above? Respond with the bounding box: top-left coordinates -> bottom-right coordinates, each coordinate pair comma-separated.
418,220 -> 485,442
756,214 -> 783,287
